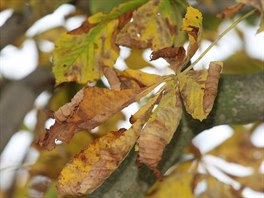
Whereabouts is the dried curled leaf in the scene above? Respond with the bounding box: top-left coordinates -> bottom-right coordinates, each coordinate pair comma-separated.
57,91 -> 159,195
137,81 -> 182,176
178,62 -> 222,121
116,0 -> 179,50
217,3 -> 245,19
239,0 -> 264,33
37,85 -> 158,150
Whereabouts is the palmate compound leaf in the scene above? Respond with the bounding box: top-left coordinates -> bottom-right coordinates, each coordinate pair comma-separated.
56,89 -> 162,195
116,0 -> 181,50
53,0 -> 148,85
37,81 -> 162,151
178,62 -> 223,121
137,80 -> 182,177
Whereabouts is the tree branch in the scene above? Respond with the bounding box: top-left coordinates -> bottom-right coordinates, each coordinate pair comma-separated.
0,66 -> 54,152
89,72 -> 264,198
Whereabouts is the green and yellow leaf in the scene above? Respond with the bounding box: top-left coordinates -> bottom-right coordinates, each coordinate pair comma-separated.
53,0 -> 148,85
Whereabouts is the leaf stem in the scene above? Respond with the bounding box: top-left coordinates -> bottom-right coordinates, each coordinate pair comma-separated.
183,9 -> 256,73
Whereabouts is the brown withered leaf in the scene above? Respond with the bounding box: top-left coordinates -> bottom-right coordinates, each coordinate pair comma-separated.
217,3 -> 245,19
239,0 -> 264,33
102,66 -> 121,90
57,92 -> 159,195
178,62 -> 222,121
116,0 -> 178,50
150,47 -> 185,61
37,85 -> 159,150
137,81 -> 182,177
150,47 -> 186,72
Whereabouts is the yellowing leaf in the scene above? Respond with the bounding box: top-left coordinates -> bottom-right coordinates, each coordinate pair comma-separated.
53,0 -> 148,85
121,69 -> 163,87
178,62 -> 222,121
53,20 -> 119,85
137,81 -> 182,176
116,0 -> 179,50
125,49 -> 152,69
57,127 -> 138,195
145,161 -> 194,198
178,6 -> 203,70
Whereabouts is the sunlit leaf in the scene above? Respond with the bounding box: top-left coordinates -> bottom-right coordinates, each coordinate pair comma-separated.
178,62 -> 222,121
116,0 -> 180,50
137,81 -> 182,176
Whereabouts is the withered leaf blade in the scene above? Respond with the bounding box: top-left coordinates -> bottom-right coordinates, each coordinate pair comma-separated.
37,85 -> 157,150
56,127 -> 139,195
217,3 -> 245,19
137,81 -> 182,177
116,0 -> 178,50
178,62 -> 222,121
57,90 -> 159,195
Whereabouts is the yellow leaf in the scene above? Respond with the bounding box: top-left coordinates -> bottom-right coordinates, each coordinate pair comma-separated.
137,81 -> 182,176
116,0 -> 179,50
121,69 -> 163,87
57,127 -> 138,195
181,6 -> 203,69
145,161 -> 194,198
125,49 -> 152,69
178,62 -> 222,121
